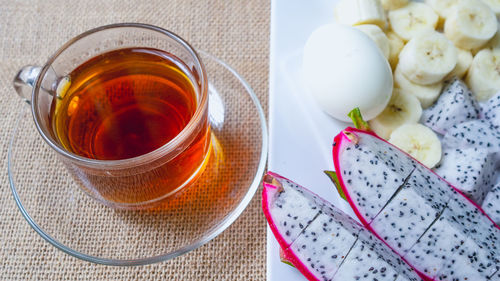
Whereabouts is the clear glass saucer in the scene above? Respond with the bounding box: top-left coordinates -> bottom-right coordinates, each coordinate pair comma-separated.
7,51 -> 268,266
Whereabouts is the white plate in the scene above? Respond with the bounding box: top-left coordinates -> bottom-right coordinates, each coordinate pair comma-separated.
267,0 -> 358,280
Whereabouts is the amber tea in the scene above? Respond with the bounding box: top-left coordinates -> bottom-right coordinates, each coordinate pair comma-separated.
49,47 -> 211,204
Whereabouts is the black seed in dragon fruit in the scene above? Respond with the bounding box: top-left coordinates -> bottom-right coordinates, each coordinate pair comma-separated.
408,165 -> 455,208
403,208 -> 470,279
445,192 -> 500,272
421,78 -> 480,135
333,126 -> 500,281
263,174 -> 324,247
436,235 -> 500,280
335,129 -> 416,224
482,183 -> 500,225
288,207 -> 360,280
352,228 -> 421,281
434,146 -> 497,204
482,92 -> 500,130
394,275 -> 410,281
367,167 -> 452,256
332,234 -> 400,281
262,172 -> 421,281
443,119 -> 500,153
369,180 -> 447,256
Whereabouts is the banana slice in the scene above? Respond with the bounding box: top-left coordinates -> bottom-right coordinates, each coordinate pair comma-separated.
369,88 -> 423,139
484,22 -> 500,50
388,2 -> 439,41
394,66 -> 443,108
389,123 -> 442,168
387,31 -> 405,69
424,0 -> 461,19
481,0 -> 500,17
334,0 -> 387,29
381,0 -> 409,11
445,48 -> 473,79
444,1 -> 497,50
465,48 -> 500,101
355,24 -> 390,59
398,31 -> 457,85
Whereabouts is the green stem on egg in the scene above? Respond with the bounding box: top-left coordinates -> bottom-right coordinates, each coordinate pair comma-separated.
348,108 -> 371,131
324,170 -> 347,202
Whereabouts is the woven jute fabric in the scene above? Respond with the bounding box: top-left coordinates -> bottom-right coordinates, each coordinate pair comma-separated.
0,0 -> 269,280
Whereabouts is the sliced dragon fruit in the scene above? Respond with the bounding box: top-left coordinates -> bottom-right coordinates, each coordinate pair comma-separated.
435,235 -> 499,280
409,165 -> 455,205
262,172 -> 421,281
442,119 -> 500,153
334,128 -> 416,224
482,92 -> 500,130
369,181 -> 446,256
434,146 -> 497,204
332,234 -> 400,281
287,206 -> 360,280
446,191 -> 500,262
482,183 -> 500,225
332,117 -> 500,281
349,228 -> 420,281
263,173 -> 323,247
403,208 -> 470,279
421,78 -> 480,135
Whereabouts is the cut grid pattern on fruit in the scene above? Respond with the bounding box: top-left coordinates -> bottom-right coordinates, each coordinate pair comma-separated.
334,129 -> 417,224
263,172 -> 422,281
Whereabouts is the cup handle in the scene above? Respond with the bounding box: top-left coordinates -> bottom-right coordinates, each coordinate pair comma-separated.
13,65 -> 42,104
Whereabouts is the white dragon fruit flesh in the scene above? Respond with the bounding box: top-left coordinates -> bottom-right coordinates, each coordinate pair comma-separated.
446,192 -> 500,273
403,209 -> 469,279
333,129 -> 416,224
262,172 -> 421,281
433,146 -> 497,204
482,183 -> 500,225
369,177 -> 446,256
448,190 -> 500,247
436,235 -> 499,280
332,233 -> 400,281
394,275 -> 410,281
442,120 -> 500,153
482,92 -> 500,130
421,78 -> 480,135
333,126 -> 500,281
288,206 -> 359,280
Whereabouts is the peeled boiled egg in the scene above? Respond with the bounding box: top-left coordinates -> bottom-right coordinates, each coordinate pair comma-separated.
303,23 -> 393,122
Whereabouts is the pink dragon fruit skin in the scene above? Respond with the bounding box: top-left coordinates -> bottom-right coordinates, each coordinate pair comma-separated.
433,147 -> 497,204
482,92 -> 500,130
482,183 -> 500,225
262,172 -> 422,281
333,127 -> 500,281
421,78 -> 480,135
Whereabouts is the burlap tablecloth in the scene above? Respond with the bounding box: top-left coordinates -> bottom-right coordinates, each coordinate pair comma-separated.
0,1 -> 269,279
